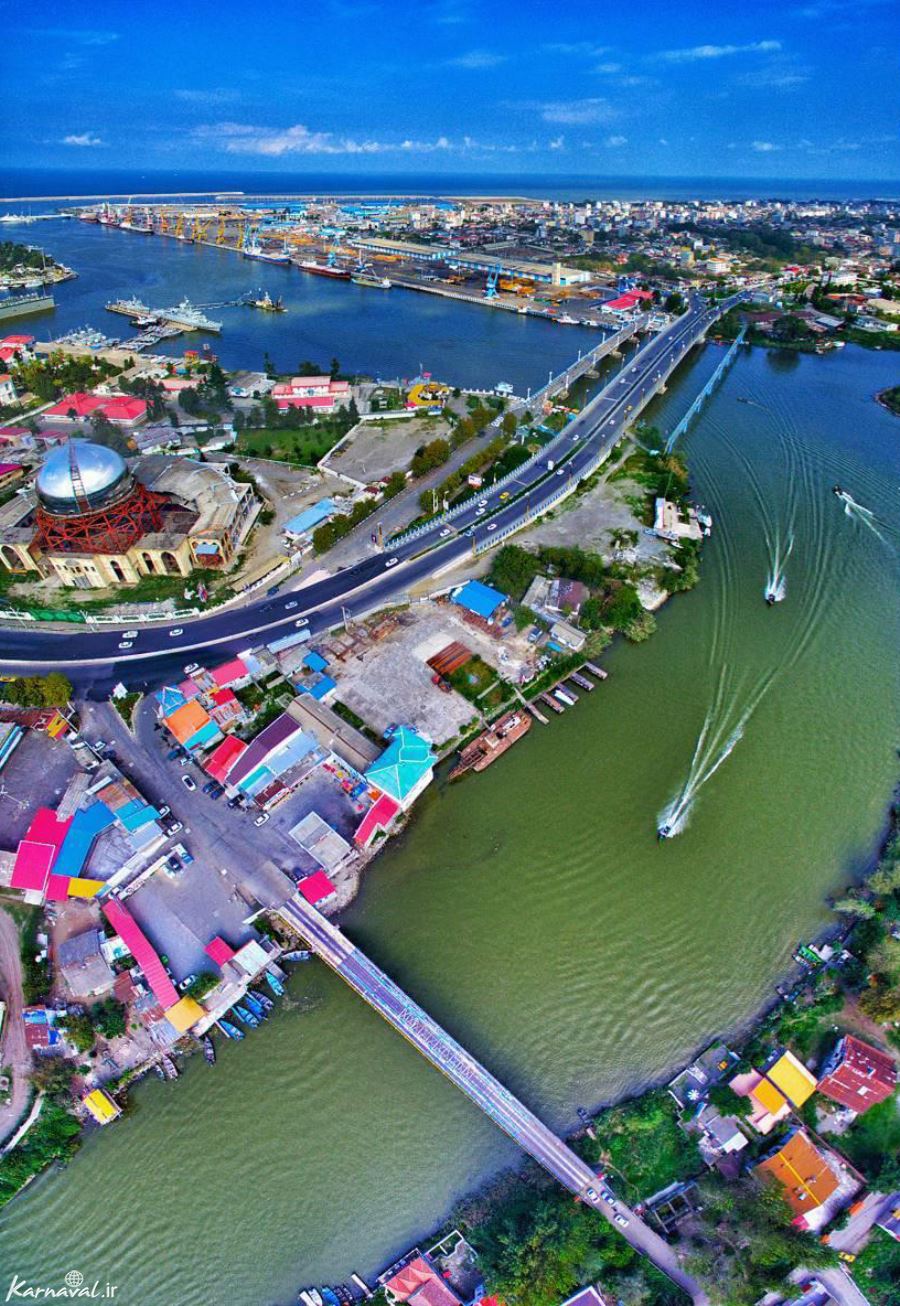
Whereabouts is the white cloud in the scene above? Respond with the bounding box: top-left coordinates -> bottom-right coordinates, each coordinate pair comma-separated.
62,132 -> 104,147
605,134 -> 628,147
447,49 -> 506,68
659,137 -> 670,146
548,136 -> 565,151
544,42 -> 610,57
520,97 -> 616,125
751,140 -> 781,152
193,123 -> 497,157
594,61 -> 622,73
33,28 -> 119,45
174,88 -> 241,105
656,39 -> 781,63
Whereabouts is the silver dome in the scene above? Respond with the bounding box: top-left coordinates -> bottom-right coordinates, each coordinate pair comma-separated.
36,440 -> 132,515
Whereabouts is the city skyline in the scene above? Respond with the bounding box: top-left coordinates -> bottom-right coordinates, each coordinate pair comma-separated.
4,0 -> 898,180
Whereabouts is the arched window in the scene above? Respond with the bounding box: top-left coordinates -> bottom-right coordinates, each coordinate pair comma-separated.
141,553 -> 155,574
161,551 -> 180,575
109,560 -> 126,582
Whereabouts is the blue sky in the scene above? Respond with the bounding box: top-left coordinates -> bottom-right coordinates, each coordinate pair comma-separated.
3,0 -> 898,178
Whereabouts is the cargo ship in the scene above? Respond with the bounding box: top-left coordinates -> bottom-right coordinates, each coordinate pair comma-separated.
295,258 -> 351,280
449,710 -> 531,779
0,291 -> 55,321
244,242 -> 291,264
352,272 -> 391,289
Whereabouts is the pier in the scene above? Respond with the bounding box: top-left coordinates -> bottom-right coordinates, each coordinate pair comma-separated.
276,893 -> 706,1304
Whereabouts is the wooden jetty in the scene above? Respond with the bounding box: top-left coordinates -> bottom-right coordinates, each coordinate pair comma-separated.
569,672 -> 594,692
540,691 -> 565,714
583,661 -> 608,681
526,700 -> 549,724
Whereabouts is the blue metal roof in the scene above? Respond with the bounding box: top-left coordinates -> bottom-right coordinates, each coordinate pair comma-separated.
365,725 -> 435,804
451,579 -> 507,621
284,499 -> 337,536
54,803 -> 115,877
303,650 -> 328,673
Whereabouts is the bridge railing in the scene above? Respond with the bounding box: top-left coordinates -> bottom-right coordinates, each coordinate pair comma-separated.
664,324 -> 746,453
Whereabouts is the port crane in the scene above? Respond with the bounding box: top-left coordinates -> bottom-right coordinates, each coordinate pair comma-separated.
484,264 -> 502,299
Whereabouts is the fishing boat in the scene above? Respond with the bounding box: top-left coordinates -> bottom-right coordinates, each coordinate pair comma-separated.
282,950 -> 312,963
248,290 -> 285,312
252,989 -> 274,1012
233,1004 -> 260,1028
201,1035 -> 216,1065
352,272 -> 391,289
217,1018 -> 244,1040
556,314 -> 579,325
265,970 -> 285,997
161,1055 -> 179,1080
243,992 -> 267,1020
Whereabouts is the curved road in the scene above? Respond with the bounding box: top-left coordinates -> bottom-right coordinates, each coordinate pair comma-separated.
1,293 -> 741,689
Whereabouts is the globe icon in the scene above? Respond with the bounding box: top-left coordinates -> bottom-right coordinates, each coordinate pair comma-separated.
65,1271 -> 84,1290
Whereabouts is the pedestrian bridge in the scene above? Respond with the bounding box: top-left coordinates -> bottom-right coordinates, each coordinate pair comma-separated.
276,893 -> 706,1304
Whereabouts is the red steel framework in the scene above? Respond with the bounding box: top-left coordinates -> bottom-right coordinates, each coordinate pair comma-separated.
32,483 -> 169,556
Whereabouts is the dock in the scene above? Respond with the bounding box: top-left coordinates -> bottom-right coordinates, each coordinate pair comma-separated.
525,701 -> 549,725
540,691 -> 565,714
569,672 -> 594,692
583,661 -> 608,681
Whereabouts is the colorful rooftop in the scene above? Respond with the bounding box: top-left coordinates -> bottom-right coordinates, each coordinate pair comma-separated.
365,726 -> 435,805
451,578 -> 507,621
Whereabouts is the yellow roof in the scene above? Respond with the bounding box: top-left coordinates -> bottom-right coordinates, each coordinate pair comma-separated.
766,1050 -> 818,1106
753,1076 -> 788,1115
165,995 -> 204,1033
83,1088 -> 120,1125
67,877 -> 104,898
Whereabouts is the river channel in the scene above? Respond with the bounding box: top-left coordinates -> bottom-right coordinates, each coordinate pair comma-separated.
1,224 -> 899,1303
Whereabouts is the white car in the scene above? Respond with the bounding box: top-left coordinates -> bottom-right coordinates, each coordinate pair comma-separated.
487,523 -> 498,532
384,557 -> 399,568
478,499 -> 488,508
122,630 -> 139,640
253,812 -> 270,826
294,617 -> 309,627
118,640 -> 133,649
169,628 -> 183,637
613,1214 -> 629,1228
439,528 -> 453,538
556,468 -> 564,476
285,600 -> 298,610
183,662 -> 200,675
475,507 -> 486,517
158,805 -> 171,817
181,775 -> 196,791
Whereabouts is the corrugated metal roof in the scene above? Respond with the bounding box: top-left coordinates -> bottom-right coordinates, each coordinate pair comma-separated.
102,898 -> 179,1009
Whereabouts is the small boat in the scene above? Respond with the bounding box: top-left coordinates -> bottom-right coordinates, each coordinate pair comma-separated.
243,992 -> 267,1019
321,1290 -> 342,1306
282,949 -> 312,963
299,1293 -> 318,1306
556,314 -> 579,325
153,1062 -> 166,1080
218,1019 -> 244,1040
832,484 -> 843,496
233,1004 -> 260,1028
249,290 -> 286,312
576,1106 -> 593,1127
161,1055 -> 179,1080
765,591 -> 777,606
252,989 -> 274,1012
265,970 -> 285,997
657,823 -> 674,841
202,1035 -> 216,1065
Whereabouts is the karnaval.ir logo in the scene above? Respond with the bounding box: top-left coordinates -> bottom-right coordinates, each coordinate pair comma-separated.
4,1269 -> 118,1300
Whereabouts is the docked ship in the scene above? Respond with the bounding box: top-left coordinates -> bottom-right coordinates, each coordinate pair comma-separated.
77,210 -> 100,223
244,242 -> 290,264
295,258 -> 351,280
449,710 -> 532,779
556,313 -> 579,325
97,204 -> 119,226
119,220 -> 152,235
156,299 -> 222,333
352,272 -> 391,289
248,290 -> 286,312
0,290 -> 55,321
105,296 -> 152,318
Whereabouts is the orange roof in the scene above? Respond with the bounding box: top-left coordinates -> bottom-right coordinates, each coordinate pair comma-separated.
752,1076 -> 788,1116
755,1130 -> 839,1215
165,698 -> 211,745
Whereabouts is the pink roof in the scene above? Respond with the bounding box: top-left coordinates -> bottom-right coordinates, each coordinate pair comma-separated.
11,809 -> 73,892
0,374 -> 12,384
45,873 -> 73,902
297,870 -> 337,904
204,734 -> 247,782
276,394 -> 338,409
210,657 -> 247,687
205,936 -> 236,966
0,462 -> 23,475
0,335 -> 34,346
210,686 -> 237,706
0,349 -> 18,362
102,898 -> 179,1009
44,392 -> 105,419
101,396 -> 147,422
354,793 -> 400,847
384,1259 -> 436,1301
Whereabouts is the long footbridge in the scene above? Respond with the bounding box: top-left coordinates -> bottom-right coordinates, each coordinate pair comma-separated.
277,893 -> 707,1305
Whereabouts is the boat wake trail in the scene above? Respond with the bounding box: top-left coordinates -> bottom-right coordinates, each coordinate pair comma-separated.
835,490 -> 891,546
765,531 -> 794,603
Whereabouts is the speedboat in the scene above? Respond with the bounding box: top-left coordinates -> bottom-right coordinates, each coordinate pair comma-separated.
765,591 -> 777,606
832,484 -> 844,496
657,823 -> 674,841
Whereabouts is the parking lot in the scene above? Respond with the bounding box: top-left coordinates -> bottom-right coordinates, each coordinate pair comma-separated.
0,730 -> 78,848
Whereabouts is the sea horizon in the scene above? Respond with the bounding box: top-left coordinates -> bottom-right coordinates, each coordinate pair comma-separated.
1,166 -> 898,203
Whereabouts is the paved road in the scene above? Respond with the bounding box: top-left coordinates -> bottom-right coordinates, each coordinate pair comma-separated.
790,1267 -> 874,1306
277,893 -> 708,1305
1,294 -> 740,687
0,907 -> 32,1148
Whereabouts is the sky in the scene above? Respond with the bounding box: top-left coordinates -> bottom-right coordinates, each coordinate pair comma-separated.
3,0 -> 898,180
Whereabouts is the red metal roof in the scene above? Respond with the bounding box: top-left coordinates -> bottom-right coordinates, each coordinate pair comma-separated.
210,657 -> 247,687
354,792 -> 400,847
102,898 -> 179,1009
204,734 -> 247,782
297,870 -> 337,904
44,392 -> 106,419
101,395 -> 147,422
817,1035 -> 896,1113
0,335 -> 35,346
205,935 -> 236,966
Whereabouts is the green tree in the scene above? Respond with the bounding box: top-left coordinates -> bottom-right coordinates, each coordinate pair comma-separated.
501,411 -> 518,437
41,672 -> 73,707
383,470 -> 407,499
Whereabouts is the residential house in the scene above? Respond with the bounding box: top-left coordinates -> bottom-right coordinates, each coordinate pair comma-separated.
817,1035 -> 896,1114
754,1128 -> 850,1231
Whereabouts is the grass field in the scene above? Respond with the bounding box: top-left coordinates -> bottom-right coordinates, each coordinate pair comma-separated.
237,425 -> 344,465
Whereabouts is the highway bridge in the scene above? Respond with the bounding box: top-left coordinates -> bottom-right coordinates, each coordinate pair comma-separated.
1,293 -> 742,687
277,893 -> 708,1304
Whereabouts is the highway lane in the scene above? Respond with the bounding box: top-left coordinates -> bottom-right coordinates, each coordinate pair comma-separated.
278,894 -> 708,1305
1,294 -> 740,683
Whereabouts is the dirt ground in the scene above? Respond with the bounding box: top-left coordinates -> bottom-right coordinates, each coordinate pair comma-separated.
322,413 -> 451,485
0,906 -> 32,1147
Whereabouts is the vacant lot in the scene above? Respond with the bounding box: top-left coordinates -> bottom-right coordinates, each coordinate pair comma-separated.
323,413 -> 448,484
237,425 -> 344,466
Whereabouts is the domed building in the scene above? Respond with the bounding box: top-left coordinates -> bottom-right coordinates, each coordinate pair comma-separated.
0,440 -> 259,589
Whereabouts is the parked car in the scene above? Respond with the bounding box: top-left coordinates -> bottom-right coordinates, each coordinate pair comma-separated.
158,804 -> 170,817
166,855 -> 182,874
164,821 -> 183,836
226,796 -> 242,809
183,662 -> 200,675
166,748 -> 182,762
253,812 -> 270,826
122,630 -> 139,640
169,628 -> 183,637
178,973 -> 197,993
118,640 -> 133,650
613,1214 -> 629,1228
202,780 -> 218,794
295,617 -> 309,627
181,775 -> 196,791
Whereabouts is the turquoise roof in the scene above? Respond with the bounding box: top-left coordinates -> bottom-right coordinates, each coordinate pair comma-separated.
365,726 -> 435,803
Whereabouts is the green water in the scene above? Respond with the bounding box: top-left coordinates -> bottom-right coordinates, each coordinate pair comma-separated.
2,344 -> 898,1305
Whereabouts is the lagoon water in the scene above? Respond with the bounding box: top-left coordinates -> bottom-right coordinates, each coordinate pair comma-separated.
1,223 -> 898,1305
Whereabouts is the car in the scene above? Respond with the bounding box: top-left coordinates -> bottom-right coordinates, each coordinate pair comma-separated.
208,786 -> 223,800
158,805 -> 171,817
837,1252 -> 856,1264
384,557 -> 400,568
226,796 -> 242,808
166,747 -> 182,761
586,1186 -> 598,1199
183,662 -> 200,675
439,527 -> 453,538
166,855 -> 182,873
181,775 -> 197,791
285,600 -> 298,610
253,812 -> 270,826
600,1187 -> 615,1203
169,628 -> 183,637
177,973 -> 197,993
613,1214 -> 629,1228
556,468 -> 564,476
499,491 -> 510,501
294,617 -> 309,627
178,754 -> 192,766
93,740 -> 107,752
165,821 -> 183,836
478,499 -> 488,508
118,640 -> 134,650
122,630 -> 139,640
202,780 -> 218,794
475,507 -> 486,516
487,523 -> 498,532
